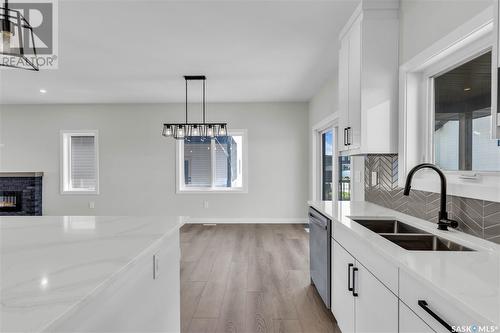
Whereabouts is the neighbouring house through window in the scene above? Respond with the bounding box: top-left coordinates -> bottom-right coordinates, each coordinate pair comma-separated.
321,129 -> 333,200
433,50 -> 500,171
177,131 -> 246,192
338,156 -> 350,201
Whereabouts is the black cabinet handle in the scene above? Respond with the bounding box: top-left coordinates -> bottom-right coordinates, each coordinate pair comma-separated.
347,263 -> 353,291
346,127 -> 351,145
352,267 -> 358,297
344,128 -> 348,146
418,300 -> 452,332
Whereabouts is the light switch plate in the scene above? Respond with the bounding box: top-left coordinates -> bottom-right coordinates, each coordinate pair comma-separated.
371,172 -> 378,186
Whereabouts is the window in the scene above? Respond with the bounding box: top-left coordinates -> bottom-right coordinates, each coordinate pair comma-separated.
433,51 -> 500,171
338,156 -> 351,201
321,129 -> 333,200
61,131 -> 99,194
177,130 -> 247,192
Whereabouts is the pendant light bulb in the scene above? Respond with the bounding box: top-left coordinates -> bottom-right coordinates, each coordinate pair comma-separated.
177,125 -> 185,139
162,124 -> 173,137
219,124 -> 227,136
206,125 -> 214,138
1,29 -> 12,54
192,125 -> 200,137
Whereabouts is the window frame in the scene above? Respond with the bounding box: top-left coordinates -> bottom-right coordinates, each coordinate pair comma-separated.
311,114 -> 338,202
60,130 -> 100,195
320,127 -> 333,201
399,7 -> 500,202
175,129 -> 248,194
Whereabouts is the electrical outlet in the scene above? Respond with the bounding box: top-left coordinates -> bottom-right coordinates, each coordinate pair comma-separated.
89,201 -> 95,209
371,172 -> 378,186
203,200 -> 209,209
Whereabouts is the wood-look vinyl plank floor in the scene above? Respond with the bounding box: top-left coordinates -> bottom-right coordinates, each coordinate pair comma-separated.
180,224 -> 338,333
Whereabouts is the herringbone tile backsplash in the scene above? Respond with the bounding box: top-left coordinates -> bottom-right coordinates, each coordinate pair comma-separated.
364,155 -> 500,244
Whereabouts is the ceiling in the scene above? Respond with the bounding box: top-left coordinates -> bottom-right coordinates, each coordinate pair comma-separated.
0,0 -> 358,104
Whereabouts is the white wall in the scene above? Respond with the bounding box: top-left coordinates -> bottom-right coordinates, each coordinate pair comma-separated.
399,0 -> 491,64
308,75 -> 338,200
0,102 -> 309,219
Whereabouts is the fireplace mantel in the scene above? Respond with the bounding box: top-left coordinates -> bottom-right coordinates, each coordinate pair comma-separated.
0,172 -> 44,178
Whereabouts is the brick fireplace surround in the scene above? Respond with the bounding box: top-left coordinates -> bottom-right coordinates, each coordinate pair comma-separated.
0,172 -> 43,216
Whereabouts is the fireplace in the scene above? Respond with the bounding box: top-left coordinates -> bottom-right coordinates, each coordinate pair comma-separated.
0,172 -> 43,216
0,191 -> 22,212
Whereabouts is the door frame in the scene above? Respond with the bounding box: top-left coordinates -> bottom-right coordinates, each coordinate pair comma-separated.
312,113 -> 339,201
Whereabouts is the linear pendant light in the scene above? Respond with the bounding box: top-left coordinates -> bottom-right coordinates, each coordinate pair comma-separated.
0,0 -> 39,71
162,76 -> 228,140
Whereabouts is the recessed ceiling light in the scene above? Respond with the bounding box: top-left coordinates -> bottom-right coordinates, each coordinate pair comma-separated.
464,87 -> 471,91
39,89 -> 47,94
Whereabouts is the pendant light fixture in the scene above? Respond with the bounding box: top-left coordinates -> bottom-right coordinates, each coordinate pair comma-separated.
162,76 -> 228,140
0,0 -> 39,71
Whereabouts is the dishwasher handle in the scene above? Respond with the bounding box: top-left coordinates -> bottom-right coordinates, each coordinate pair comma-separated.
309,214 -> 327,230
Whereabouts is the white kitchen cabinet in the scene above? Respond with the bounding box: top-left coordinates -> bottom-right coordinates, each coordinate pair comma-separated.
337,0 -> 399,155
355,263 -> 398,333
338,36 -> 349,153
491,0 -> 500,139
400,301 -> 436,333
332,240 -> 398,333
332,240 -> 355,333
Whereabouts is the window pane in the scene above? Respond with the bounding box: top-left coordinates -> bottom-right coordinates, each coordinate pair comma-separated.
321,130 -> 333,200
338,156 -> 350,201
215,135 -> 243,188
184,137 -> 211,187
70,136 -> 96,190
434,51 -> 500,171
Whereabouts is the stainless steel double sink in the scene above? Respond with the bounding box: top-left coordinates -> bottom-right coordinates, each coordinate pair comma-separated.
352,219 -> 474,251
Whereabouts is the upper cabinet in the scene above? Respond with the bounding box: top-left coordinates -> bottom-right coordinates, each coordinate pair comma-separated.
492,0 -> 500,139
338,1 -> 399,155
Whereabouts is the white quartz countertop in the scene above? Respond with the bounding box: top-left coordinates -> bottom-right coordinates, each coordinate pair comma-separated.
308,200 -> 500,326
0,215 -> 184,332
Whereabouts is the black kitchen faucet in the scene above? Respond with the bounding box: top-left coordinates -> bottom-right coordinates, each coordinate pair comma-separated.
403,163 -> 459,231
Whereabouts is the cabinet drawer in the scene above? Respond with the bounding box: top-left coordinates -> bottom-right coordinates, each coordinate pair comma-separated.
399,270 -> 479,333
399,301 -> 435,333
334,225 -> 398,293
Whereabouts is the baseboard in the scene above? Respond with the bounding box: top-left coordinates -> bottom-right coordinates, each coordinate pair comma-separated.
185,217 -> 308,224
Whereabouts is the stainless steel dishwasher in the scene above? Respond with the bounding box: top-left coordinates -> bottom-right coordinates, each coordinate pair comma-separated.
309,207 -> 331,309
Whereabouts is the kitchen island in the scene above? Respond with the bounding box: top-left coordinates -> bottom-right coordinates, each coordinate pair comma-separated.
0,215 -> 183,332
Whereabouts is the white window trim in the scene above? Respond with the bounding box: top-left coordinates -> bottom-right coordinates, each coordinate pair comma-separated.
399,6 -> 500,202
60,130 -> 100,195
175,129 -> 248,194
311,113 -> 338,201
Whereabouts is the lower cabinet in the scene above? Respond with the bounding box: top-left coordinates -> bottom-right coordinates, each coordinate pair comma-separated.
400,301 -> 436,333
332,240 -> 355,333
332,240 -> 398,333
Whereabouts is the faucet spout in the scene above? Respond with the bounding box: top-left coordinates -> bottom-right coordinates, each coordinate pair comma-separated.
403,163 -> 458,231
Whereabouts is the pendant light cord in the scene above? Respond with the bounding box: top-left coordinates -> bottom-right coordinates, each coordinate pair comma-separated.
203,79 -> 206,124
185,78 -> 188,124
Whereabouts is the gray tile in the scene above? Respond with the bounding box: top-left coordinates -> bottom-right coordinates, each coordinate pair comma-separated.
450,197 -> 483,238
406,189 -> 427,221
484,223 -> 500,244
483,200 -> 500,229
